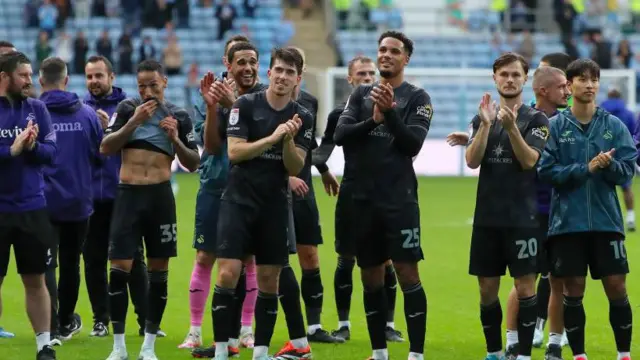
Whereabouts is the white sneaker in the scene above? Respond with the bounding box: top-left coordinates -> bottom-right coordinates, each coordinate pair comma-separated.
239,331 -> 255,348
532,328 -> 544,348
106,348 -> 129,360
137,347 -> 158,360
561,330 -> 569,347
177,331 -> 202,349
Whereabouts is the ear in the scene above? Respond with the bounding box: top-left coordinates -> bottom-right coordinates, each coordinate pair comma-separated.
163,76 -> 168,89
404,55 -> 410,66
346,75 -> 353,85
39,76 -> 44,87
267,69 -> 272,78
109,72 -> 115,83
64,76 -> 69,87
296,74 -> 302,85
492,73 -> 497,83
222,56 -> 228,67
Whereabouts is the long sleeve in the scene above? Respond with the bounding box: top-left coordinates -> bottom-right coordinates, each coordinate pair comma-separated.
311,107 -> 339,166
384,91 -> 431,157
601,117 -> 637,185
538,118 -> 590,188
333,86 -> 378,145
24,105 -> 56,165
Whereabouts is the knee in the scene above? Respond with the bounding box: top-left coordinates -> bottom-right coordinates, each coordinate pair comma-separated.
514,274 -> 536,297
478,277 -> 500,305
393,263 -> 419,288
563,277 -> 586,297
110,260 -> 133,273
147,258 -> 169,271
549,276 -> 564,293
603,275 -> 627,299
297,245 -> 319,269
218,265 -> 241,288
361,266 -> 385,290
256,267 -> 280,294
21,273 -> 46,291
196,251 -> 216,267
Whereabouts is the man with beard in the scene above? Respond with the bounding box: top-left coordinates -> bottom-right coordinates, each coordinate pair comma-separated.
211,47 -> 313,360
0,51 -> 57,360
539,59 -> 636,360
188,41 -> 268,359
100,59 -> 200,360
320,55 -> 404,344
0,40 -> 17,340
39,57 -> 102,342
465,52 -> 549,360
83,55 -> 159,339
333,30 -> 430,360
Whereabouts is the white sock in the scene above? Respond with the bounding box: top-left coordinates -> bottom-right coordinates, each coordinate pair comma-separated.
386,322 -> 395,329
488,351 -> 503,356
627,210 -> 635,222
338,321 -> 351,329
114,333 -> 126,351
190,325 -> 202,335
142,333 -> 156,350
229,338 -> 239,348
535,317 -> 546,331
408,352 -> 424,360
216,342 -> 229,355
291,337 -> 309,349
36,332 -> 50,351
372,348 -> 389,360
506,330 -> 519,347
516,356 -> 531,360
240,325 -> 253,335
574,354 -> 588,360
548,332 -> 562,346
253,345 -> 268,359
618,352 -> 631,360
307,324 -> 322,334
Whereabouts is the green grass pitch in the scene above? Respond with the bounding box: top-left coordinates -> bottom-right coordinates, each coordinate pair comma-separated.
2,175 -> 639,359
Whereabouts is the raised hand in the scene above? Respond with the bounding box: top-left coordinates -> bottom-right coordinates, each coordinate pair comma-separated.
96,109 -> 110,129
370,83 -> 396,112
497,103 -> 520,131
159,117 -> 179,141
200,72 -> 217,107
132,100 -> 158,125
478,93 -> 497,126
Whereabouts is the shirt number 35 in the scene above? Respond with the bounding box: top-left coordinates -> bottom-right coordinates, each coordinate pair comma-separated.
160,224 -> 178,243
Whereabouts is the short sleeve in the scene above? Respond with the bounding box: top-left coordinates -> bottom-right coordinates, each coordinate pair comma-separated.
105,100 -> 134,135
524,112 -> 550,153
226,96 -> 251,140
176,109 -> 199,150
295,109 -> 314,151
467,115 -> 481,145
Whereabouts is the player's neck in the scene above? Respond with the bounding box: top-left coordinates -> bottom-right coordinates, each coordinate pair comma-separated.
534,97 -> 557,118
499,95 -> 522,111
379,73 -> 404,88
41,85 -> 65,93
571,101 -> 596,124
266,88 -> 291,110
237,82 -> 256,96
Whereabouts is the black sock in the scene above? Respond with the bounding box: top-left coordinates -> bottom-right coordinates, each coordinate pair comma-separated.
363,286 -> 387,351
517,295 -> 538,356
402,282 -> 427,354
145,270 -> 168,335
537,275 -> 550,322
129,256 -> 149,330
45,268 -> 59,334
212,286 -> 235,343
232,268 -> 247,339
109,268 -> 130,334
334,257 -> 354,323
480,300 -> 503,353
254,291 -> 278,347
279,265 -> 306,340
564,295 -> 586,355
384,264 -> 398,325
301,268 -> 323,329
609,296 -> 632,353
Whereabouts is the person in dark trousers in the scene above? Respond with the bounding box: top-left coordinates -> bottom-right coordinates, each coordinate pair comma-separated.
39,57 -> 103,343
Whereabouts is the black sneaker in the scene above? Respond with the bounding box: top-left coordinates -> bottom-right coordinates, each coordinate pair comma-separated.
139,327 -> 167,337
191,345 -> 240,358
48,332 -> 62,347
331,326 -> 351,341
308,328 -> 345,343
59,313 -> 82,341
505,343 -> 519,360
36,345 -> 56,360
385,327 -> 404,342
90,321 -> 109,337
544,344 -> 563,360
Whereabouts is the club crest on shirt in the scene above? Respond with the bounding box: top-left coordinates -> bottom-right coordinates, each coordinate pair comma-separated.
229,108 -> 239,126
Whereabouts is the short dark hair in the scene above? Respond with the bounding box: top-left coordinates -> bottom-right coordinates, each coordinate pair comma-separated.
347,55 -> 374,75
227,42 -> 259,64
137,59 -> 165,75
39,57 -> 67,85
0,51 -> 31,74
286,47 -> 305,69
378,30 -> 414,57
224,35 -> 251,54
566,58 -> 600,81
86,55 -> 113,73
493,52 -> 529,74
269,47 -> 303,75
540,52 -> 573,72
0,41 -> 15,50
